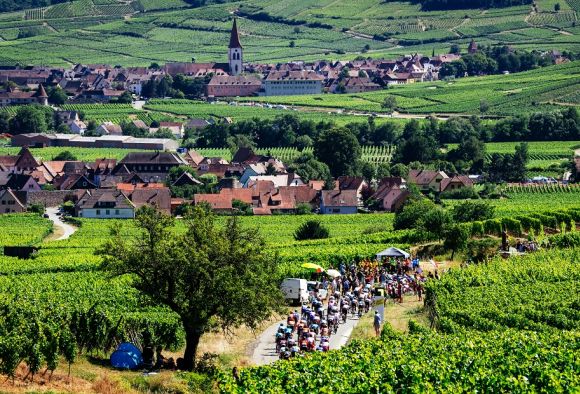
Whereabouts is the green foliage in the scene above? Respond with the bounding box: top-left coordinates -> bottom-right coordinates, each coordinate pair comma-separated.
393,198 -> 436,231
98,205 -> 283,370
314,127 -> 361,177
294,220 -> 330,241
27,203 -> 45,214
443,223 -> 470,259
452,200 -> 495,223
52,150 -> 77,161
9,105 -> 52,135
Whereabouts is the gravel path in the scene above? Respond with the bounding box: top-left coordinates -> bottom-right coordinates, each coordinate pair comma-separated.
46,207 -> 77,241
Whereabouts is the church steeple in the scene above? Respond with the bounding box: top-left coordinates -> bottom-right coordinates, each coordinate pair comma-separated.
229,18 -> 242,49
228,18 -> 243,76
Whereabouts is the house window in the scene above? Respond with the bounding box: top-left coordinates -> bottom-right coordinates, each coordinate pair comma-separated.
1,201 -> 4,205
332,208 -> 340,213
115,209 -> 120,215
96,209 -> 100,215
106,209 -> 110,215
82,182 -> 87,187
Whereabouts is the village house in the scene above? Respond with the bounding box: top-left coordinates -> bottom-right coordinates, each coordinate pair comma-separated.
112,151 -> 187,182
128,187 -> 172,215
440,175 -> 474,193
371,177 -> 409,212
408,170 -> 449,192
239,161 -> 287,185
0,85 -> 48,107
157,122 -> 185,138
245,173 -> 304,188
0,173 -> 41,192
75,189 -> 135,218
263,70 -> 324,96
337,176 -> 368,206
194,188 -> 253,213
206,75 -> 262,97
336,77 -> 381,94
0,188 -> 26,214
0,147 -> 40,173
95,122 -> 123,136
320,189 -> 359,214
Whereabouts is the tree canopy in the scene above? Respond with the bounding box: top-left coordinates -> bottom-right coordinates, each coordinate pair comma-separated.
98,205 -> 283,370
314,127 -> 362,177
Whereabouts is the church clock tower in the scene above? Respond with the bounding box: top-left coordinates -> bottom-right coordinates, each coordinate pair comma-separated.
228,18 -> 243,76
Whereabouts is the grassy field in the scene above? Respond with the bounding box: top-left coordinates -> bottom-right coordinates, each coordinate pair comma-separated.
0,0 -> 577,67
236,61 -> 580,116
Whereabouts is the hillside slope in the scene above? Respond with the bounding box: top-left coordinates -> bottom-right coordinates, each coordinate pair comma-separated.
0,0 -> 577,66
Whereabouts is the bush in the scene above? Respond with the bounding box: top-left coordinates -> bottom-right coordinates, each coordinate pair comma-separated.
452,200 -> 495,223
465,238 -> 500,263
294,220 -> 330,241
53,150 -> 77,161
295,203 -> 312,215
28,203 -> 45,215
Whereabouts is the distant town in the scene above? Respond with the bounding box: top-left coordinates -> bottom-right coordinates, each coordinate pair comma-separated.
0,19 -> 570,108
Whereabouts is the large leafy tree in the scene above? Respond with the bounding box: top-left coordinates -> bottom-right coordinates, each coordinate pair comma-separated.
314,127 -> 361,177
98,205 -> 283,370
9,105 -> 51,135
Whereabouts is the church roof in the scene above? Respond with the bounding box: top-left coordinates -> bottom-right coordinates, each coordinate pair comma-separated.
229,18 -> 242,49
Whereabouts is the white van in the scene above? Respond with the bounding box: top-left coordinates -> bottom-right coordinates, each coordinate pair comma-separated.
280,278 -> 309,305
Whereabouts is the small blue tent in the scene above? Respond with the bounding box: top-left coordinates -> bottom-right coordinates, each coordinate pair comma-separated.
110,342 -> 143,370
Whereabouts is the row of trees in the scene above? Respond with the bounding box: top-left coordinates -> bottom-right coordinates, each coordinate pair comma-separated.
441,47 -> 558,78
0,0 -> 66,12
142,74 -> 211,99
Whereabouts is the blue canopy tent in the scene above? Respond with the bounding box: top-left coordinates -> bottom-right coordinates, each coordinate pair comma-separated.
376,247 -> 410,260
110,342 -> 143,370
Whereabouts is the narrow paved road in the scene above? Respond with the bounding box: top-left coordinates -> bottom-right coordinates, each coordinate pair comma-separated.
252,313 -> 362,366
46,207 -> 77,241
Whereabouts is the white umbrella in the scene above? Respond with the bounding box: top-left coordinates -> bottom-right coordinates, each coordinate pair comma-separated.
326,269 -> 341,278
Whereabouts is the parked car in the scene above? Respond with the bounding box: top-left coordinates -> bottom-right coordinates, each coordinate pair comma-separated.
280,278 -> 309,305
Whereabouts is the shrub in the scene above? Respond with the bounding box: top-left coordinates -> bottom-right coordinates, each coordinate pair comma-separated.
28,203 -> 45,215
295,203 -> 312,215
294,220 -> 330,241
452,200 -> 495,223
465,238 -> 500,263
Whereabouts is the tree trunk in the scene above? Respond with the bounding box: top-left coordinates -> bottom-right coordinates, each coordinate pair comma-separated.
183,323 -> 202,371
